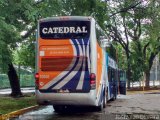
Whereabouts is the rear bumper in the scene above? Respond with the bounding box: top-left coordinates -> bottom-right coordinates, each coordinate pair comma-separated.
36,90 -> 97,106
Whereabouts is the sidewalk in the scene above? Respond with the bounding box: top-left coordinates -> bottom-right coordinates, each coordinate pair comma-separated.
0,87 -> 35,96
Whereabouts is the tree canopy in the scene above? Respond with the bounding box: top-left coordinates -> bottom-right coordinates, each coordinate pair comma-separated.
0,0 -> 159,95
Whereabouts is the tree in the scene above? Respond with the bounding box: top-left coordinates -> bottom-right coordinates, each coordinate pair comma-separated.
12,0 -> 107,70
13,37 -> 35,69
127,0 -> 160,87
105,0 -> 160,88
1,0 -> 159,95
104,0 -> 143,88
0,15 -> 22,97
0,0 -> 45,97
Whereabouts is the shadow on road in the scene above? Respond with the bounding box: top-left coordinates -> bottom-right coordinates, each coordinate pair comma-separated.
54,106 -> 100,114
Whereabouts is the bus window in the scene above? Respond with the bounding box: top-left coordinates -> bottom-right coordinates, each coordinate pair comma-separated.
108,67 -> 111,82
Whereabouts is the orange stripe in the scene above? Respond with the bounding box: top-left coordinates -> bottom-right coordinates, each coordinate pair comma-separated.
38,38 -> 74,89
96,42 -> 103,94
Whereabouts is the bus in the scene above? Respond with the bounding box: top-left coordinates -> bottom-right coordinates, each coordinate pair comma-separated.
35,16 -> 126,112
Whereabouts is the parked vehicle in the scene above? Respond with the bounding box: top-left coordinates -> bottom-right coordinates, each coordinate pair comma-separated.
35,16 -> 126,112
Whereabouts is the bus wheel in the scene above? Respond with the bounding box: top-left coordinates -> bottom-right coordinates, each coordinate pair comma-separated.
114,93 -> 117,100
111,93 -> 117,101
103,91 -> 107,108
97,94 -> 105,111
53,105 -> 66,113
97,101 -> 103,111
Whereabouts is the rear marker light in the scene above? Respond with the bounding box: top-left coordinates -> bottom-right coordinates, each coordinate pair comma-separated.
90,73 -> 96,89
35,73 -> 39,79
35,73 -> 39,89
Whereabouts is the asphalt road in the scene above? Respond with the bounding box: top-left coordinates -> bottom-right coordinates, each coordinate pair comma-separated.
11,93 -> 160,120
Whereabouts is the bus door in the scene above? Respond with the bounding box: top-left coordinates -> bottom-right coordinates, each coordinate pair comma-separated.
108,67 -> 113,98
108,67 -> 118,99
119,70 -> 126,95
112,69 -> 118,97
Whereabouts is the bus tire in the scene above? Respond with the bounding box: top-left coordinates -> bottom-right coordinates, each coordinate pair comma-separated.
111,96 -> 115,101
53,105 -> 66,113
114,93 -> 117,100
113,91 -> 117,100
103,90 -> 107,108
97,93 -> 105,111
111,93 -> 117,101
97,101 -> 103,111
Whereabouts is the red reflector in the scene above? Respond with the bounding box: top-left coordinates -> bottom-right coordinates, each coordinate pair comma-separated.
90,73 -> 96,81
35,73 -> 39,79
90,80 -> 96,84
90,73 -> 96,89
35,73 -> 39,89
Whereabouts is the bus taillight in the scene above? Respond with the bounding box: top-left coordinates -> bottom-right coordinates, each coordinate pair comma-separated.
90,73 -> 96,89
35,73 -> 39,89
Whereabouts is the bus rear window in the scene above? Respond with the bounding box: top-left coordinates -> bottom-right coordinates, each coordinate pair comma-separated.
40,21 -> 90,39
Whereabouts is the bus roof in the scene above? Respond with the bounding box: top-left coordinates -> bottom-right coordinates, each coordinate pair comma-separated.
39,16 -> 94,22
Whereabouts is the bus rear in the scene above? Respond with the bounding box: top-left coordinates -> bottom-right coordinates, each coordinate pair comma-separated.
35,17 -> 96,108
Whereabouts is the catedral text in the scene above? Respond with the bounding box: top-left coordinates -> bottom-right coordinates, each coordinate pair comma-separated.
42,26 -> 87,34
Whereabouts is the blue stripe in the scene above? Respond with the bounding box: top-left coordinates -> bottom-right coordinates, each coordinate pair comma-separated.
61,60 -> 84,90
45,38 -> 91,92
47,39 -> 80,90
82,43 -> 90,91
83,37 -> 89,45
61,39 -> 85,90
106,53 -> 108,72
98,86 -> 104,106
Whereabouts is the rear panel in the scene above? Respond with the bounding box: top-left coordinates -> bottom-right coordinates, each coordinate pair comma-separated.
37,19 -> 91,93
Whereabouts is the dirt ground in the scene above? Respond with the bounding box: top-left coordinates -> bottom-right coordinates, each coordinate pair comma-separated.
9,90 -> 160,120
106,92 -> 160,114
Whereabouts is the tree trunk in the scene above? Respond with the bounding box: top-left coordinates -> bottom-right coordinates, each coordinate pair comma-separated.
126,52 -> 131,89
7,63 -> 22,97
145,70 -> 150,88
127,68 -> 131,89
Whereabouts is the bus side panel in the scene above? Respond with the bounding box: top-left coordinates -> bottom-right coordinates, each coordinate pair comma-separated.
96,42 -> 106,106
90,20 -> 106,106
96,43 -> 103,93
105,53 -> 111,100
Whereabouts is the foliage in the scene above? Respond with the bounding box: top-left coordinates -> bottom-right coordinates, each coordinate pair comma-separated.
11,0 -> 108,70
13,41 -> 35,69
115,44 -> 127,70
0,0 -> 159,88
0,17 -> 20,72
105,0 -> 160,87
0,0 -> 34,72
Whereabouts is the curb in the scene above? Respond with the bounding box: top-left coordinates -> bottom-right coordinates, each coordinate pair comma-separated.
0,105 -> 39,120
127,90 -> 160,95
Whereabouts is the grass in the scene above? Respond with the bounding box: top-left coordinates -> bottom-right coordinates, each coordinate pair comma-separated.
0,95 -> 37,114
